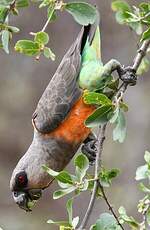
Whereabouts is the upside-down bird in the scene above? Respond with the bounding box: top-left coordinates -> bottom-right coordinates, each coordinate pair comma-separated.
10,12 -> 105,211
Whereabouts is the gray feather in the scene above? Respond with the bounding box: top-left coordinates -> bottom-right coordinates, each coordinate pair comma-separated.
32,28 -> 85,134
32,18 -> 99,134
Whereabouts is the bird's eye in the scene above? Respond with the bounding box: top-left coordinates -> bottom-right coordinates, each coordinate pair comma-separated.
18,175 -> 25,184
15,171 -> 28,189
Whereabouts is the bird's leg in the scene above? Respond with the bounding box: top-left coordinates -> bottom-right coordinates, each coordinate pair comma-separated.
102,59 -> 124,76
103,59 -> 137,86
81,132 -> 97,165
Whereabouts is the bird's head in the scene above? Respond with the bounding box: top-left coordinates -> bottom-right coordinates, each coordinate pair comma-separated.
10,143 -> 53,211
10,170 -> 42,212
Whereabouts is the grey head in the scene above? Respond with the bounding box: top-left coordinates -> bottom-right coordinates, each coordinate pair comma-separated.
10,170 -> 42,212
9,138 -> 53,212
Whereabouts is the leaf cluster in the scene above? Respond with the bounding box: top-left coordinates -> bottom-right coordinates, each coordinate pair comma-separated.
112,0 -> 150,74
83,90 -> 127,143
0,0 -> 97,59
90,151 -> 150,230
112,1 -> 150,39
43,153 -> 119,229
0,0 -> 28,53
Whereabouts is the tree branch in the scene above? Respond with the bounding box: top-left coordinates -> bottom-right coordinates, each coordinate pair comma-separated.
78,39 -> 150,230
98,181 -> 125,230
133,40 -> 150,71
79,124 -> 107,230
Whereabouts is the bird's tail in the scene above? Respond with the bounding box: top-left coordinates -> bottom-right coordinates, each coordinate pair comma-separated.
80,10 -> 101,63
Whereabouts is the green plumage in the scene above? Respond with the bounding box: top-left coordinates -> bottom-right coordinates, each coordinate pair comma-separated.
78,27 -> 111,91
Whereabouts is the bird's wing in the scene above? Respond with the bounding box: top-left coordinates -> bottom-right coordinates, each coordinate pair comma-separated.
32,28 -> 84,134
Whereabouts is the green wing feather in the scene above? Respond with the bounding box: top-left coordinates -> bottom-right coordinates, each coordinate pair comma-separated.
78,26 -> 110,91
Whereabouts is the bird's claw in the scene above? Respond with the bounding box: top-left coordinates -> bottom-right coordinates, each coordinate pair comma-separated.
81,140 -> 97,165
119,66 -> 137,86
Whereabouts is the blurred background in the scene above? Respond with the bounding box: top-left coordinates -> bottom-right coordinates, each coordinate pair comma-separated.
0,0 -> 150,229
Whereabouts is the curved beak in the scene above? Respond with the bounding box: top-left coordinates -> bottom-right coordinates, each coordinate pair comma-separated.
12,189 -> 42,212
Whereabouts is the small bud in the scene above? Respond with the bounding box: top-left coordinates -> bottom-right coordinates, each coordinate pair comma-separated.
35,55 -> 40,61
30,32 -> 36,36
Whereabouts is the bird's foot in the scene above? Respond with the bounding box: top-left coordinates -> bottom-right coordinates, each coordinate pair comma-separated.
118,66 -> 137,86
81,139 -> 97,165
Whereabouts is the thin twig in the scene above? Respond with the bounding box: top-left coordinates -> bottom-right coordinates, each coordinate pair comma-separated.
41,16 -> 52,32
79,124 -> 107,229
41,1 -> 65,32
133,39 -> 150,71
98,181 -> 125,230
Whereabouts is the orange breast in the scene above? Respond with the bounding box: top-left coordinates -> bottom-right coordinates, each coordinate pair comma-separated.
46,96 -> 95,144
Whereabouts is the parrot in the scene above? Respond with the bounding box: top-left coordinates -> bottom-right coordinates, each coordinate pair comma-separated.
10,10 -> 123,211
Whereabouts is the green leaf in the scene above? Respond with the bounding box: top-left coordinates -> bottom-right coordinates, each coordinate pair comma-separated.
111,0 -> 131,12
118,206 -> 139,228
95,213 -> 121,230
47,219 -> 70,227
111,0 -> 132,25
139,183 -> 150,193
39,0 -> 50,8
141,27 -> 150,41
43,166 -> 73,184
44,47 -> 55,60
83,92 -> 112,106
34,31 -> 49,45
43,1 -> 57,22
74,154 -> 89,181
144,151 -> 150,164
7,25 -> 20,33
57,181 -> 71,189
111,0 -> 144,35
135,165 -> 149,180
66,198 -> 73,225
65,2 -> 97,26
137,57 -> 150,75
56,171 -> 74,185
85,104 -> 113,128
0,7 -> 8,23
129,22 -> 143,35
108,168 -> 120,179
110,107 -> 120,124
2,29 -> 9,53
115,11 -> 127,24
15,40 -> 40,56
53,186 -> 76,199
113,109 -> 126,143
99,168 -> 119,187
42,165 -> 59,177
16,0 -> 29,8
46,2 -> 55,19
90,224 -> 96,230
72,216 -> 79,229
140,3 -> 150,13
47,8 -> 57,21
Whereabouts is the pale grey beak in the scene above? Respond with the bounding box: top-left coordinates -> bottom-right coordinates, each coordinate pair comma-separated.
12,189 -> 42,212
